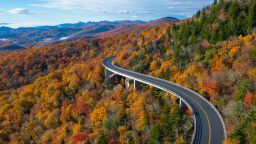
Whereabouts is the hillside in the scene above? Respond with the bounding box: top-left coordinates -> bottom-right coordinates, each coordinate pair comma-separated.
0,0 -> 255,144
0,25 -> 193,143
115,0 -> 256,143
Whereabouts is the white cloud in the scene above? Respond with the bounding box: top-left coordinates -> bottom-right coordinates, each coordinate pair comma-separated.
7,8 -> 46,15
0,38 -> 10,42
116,10 -> 133,14
35,1 -> 132,12
131,15 -> 138,19
31,0 -> 213,17
9,8 -> 33,14
60,37 -> 69,40
2,23 -> 45,28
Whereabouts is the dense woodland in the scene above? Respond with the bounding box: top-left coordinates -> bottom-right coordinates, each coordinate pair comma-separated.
0,0 -> 256,144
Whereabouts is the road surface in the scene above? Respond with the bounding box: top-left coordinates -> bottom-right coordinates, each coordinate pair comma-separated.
102,56 -> 226,144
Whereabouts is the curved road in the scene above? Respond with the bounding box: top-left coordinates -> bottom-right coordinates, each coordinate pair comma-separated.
102,56 -> 226,144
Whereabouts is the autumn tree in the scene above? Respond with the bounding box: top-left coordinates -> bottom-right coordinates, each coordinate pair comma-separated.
74,96 -> 89,114
90,107 -> 107,127
203,77 -> 220,102
73,132 -> 89,144
244,92 -> 254,107
150,60 -> 158,71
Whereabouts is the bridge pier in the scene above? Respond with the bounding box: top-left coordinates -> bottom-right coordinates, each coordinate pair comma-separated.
124,78 -> 143,90
105,68 -> 114,78
179,99 -> 186,111
134,80 -> 143,90
134,80 -> 138,90
125,78 -> 133,89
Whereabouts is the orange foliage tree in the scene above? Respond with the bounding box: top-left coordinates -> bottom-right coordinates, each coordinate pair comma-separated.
244,92 -> 254,107
203,78 -> 220,102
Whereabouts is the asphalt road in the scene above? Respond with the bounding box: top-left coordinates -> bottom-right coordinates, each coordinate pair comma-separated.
102,56 -> 226,144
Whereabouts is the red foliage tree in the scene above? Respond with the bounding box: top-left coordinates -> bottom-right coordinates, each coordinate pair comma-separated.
73,132 -> 89,144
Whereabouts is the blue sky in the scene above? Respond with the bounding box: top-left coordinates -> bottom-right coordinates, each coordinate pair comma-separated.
0,0 -> 214,28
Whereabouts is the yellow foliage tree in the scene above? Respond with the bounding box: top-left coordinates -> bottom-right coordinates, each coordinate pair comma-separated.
126,93 -> 146,131
247,68 -> 256,79
150,60 -> 158,71
90,107 -> 106,127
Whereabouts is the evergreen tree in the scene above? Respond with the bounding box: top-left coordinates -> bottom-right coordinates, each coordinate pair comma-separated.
149,124 -> 161,144
247,0 -> 256,31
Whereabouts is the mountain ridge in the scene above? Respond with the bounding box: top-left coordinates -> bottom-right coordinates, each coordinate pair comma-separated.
0,17 -> 179,50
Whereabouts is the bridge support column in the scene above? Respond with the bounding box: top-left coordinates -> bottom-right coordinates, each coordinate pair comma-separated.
179,99 -> 186,110
105,68 -> 113,78
134,80 -> 143,90
125,78 -> 133,89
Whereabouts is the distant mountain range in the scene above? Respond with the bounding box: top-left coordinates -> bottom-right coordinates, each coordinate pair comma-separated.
0,17 -> 179,50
